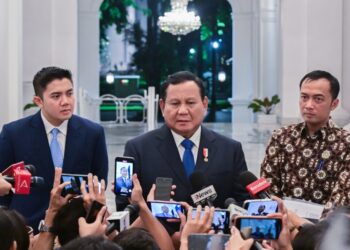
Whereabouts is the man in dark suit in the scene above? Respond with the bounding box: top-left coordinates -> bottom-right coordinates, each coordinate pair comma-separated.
121,71 -> 248,209
0,66 -> 108,231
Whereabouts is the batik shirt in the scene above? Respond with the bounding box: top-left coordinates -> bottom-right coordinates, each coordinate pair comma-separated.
260,120 -> 350,211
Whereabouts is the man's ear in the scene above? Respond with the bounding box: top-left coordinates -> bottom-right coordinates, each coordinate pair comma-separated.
33,96 -> 43,109
159,99 -> 165,116
331,98 -> 339,111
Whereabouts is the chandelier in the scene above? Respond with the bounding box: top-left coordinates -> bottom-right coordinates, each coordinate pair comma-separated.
158,0 -> 201,36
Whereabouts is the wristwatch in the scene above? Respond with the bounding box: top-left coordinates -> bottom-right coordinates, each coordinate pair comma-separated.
38,220 -> 53,233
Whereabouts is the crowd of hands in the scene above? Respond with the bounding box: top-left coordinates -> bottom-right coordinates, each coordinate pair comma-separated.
16,169 -> 311,250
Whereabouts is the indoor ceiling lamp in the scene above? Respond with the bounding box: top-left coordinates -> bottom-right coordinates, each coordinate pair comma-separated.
158,0 -> 201,36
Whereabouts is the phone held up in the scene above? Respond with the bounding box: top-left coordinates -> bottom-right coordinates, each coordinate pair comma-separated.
60,173 -> 88,197
114,156 -> 134,197
243,199 -> 278,216
235,216 -> 282,240
191,208 -> 230,234
148,200 -> 185,219
155,177 -> 173,200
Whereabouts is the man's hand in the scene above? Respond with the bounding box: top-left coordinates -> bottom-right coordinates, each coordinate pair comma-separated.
81,174 -> 106,210
0,173 -> 12,196
78,205 -> 108,237
225,226 -> 254,250
180,205 -> 215,245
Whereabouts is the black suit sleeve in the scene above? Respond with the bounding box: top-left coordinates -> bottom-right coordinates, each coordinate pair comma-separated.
91,126 -> 108,183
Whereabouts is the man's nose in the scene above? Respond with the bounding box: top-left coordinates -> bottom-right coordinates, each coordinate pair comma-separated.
177,103 -> 189,113
304,99 -> 314,109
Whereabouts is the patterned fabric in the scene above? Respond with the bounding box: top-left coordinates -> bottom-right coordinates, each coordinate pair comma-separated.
260,120 -> 350,211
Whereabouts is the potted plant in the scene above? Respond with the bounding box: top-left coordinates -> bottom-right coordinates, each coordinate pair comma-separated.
248,94 -> 280,124
23,101 -> 39,117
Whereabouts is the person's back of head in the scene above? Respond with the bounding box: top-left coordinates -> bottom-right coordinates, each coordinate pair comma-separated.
51,197 -> 86,246
292,221 -> 329,250
0,208 -> 29,250
61,236 -> 122,250
113,227 -> 160,250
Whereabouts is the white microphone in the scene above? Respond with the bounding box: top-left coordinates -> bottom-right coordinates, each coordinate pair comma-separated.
190,185 -> 217,206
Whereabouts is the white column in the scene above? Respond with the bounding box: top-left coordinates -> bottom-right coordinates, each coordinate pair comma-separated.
280,0 -> 350,125
229,0 -> 258,123
0,0 -> 23,127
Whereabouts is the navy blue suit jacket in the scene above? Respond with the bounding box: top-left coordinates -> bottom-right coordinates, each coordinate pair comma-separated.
123,125 -> 249,208
0,111 -> 108,230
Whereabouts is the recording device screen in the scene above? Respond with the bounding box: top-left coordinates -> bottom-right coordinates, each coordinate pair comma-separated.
114,157 -> 134,197
149,201 -> 184,219
244,200 -> 278,216
192,209 -> 230,233
60,174 -> 88,196
236,217 -> 282,240
188,234 -> 230,250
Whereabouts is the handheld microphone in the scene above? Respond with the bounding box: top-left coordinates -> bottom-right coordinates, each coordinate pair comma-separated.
190,172 -> 217,207
238,171 -> 271,199
224,198 -> 248,220
4,176 -> 45,188
105,204 -> 139,235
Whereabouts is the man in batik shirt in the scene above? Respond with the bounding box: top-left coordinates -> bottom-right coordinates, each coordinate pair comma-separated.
261,70 -> 350,212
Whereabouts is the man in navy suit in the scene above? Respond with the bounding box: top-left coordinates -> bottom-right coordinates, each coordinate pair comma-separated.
120,71 -> 248,210
0,67 -> 108,231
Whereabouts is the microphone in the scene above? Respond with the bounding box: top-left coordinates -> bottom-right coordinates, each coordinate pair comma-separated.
238,171 -> 271,199
105,204 -> 139,235
4,176 -> 45,188
190,171 -> 217,207
224,198 -> 248,220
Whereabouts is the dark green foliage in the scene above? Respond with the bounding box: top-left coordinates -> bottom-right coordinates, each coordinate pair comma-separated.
248,94 -> 281,114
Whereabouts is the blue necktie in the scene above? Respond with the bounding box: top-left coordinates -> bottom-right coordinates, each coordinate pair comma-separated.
50,128 -> 63,168
181,139 -> 195,177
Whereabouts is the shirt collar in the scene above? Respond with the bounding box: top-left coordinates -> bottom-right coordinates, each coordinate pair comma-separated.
171,126 -> 201,148
41,111 -> 68,136
300,118 -> 336,140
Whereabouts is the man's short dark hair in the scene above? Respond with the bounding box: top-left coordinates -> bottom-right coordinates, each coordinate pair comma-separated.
160,71 -> 205,100
33,66 -> 73,98
61,236 -> 122,250
299,70 -> 340,100
113,227 -> 160,250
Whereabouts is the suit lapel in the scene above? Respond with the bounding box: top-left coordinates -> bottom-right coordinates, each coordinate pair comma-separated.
63,116 -> 82,173
156,125 -> 191,188
196,126 -> 217,173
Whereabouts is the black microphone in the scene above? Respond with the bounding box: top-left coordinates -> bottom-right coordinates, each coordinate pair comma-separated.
189,171 -> 217,207
105,203 -> 140,235
4,176 -> 45,188
24,165 -> 36,175
238,171 -> 271,199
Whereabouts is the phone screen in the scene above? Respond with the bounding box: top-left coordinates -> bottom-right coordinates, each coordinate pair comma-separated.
236,217 -> 282,240
191,209 -> 230,233
188,234 -> 230,250
114,157 -> 134,197
61,174 -> 88,196
245,200 -> 278,216
149,201 -> 184,219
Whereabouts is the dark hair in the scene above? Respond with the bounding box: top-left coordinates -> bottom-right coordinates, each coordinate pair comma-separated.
0,208 -> 29,250
299,70 -> 340,100
33,66 -> 73,98
61,236 -> 122,250
160,71 -> 205,100
51,197 -> 86,246
113,227 -> 160,250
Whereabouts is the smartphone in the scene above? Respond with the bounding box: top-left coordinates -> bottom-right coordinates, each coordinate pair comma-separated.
60,173 -> 88,196
148,201 -> 185,219
188,234 -> 230,250
243,199 -> 278,216
155,177 -> 173,201
114,156 -> 134,197
191,208 -> 230,233
85,200 -> 104,223
235,216 -> 282,240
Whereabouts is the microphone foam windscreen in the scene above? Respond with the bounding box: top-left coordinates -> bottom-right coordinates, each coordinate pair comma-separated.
238,171 -> 258,188
25,164 -> 36,175
189,171 -> 207,192
224,197 -> 237,208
